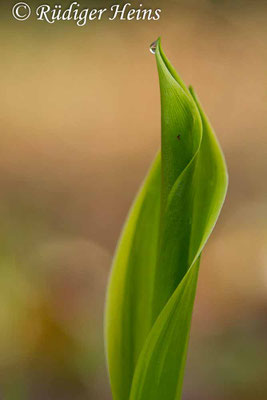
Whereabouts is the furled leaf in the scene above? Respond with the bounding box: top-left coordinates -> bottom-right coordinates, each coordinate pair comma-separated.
105,39 -> 228,400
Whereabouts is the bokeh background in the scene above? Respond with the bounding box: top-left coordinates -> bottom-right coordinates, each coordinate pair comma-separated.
0,0 -> 267,399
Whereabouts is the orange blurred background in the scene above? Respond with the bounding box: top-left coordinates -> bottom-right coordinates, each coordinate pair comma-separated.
0,0 -> 266,399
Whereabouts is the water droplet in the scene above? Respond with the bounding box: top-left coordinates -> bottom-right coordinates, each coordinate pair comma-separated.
149,40 -> 157,54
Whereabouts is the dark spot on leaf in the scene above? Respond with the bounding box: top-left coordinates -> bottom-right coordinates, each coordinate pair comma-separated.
177,135 -> 181,140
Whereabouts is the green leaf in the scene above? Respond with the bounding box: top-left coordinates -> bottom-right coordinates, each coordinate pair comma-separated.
105,38 -> 228,400
105,154 -> 162,400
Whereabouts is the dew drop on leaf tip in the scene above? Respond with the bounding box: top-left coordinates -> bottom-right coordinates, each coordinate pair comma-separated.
149,40 -> 158,54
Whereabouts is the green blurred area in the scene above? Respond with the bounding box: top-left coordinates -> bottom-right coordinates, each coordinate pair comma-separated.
0,0 -> 267,398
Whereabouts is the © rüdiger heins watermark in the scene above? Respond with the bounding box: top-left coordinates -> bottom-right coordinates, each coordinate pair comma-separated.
12,2 -> 162,26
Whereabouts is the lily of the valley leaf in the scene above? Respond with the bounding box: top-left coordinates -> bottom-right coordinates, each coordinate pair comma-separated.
105,38 -> 228,400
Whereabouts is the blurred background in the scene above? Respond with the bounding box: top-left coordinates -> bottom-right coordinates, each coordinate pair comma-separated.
0,0 -> 267,398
